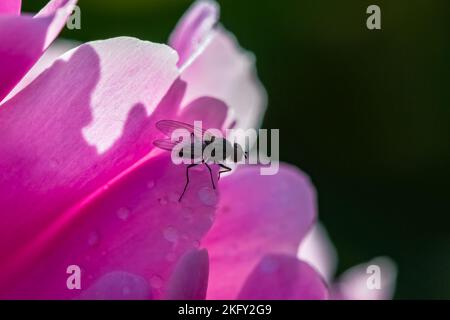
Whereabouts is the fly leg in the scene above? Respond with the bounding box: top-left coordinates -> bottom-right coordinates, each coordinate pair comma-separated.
218,163 -> 232,180
204,162 -> 216,190
179,163 -> 199,202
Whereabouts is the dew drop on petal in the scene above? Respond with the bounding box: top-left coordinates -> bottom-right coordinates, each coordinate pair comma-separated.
198,187 -> 218,207
182,207 -> 193,222
163,227 -> 179,243
158,197 -> 168,206
147,180 -> 155,190
117,207 -> 130,221
260,257 -> 280,274
150,275 -> 163,289
192,240 -> 200,248
88,231 -> 99,247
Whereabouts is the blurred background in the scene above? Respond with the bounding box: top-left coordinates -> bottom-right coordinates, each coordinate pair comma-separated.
24,0 -> 450,299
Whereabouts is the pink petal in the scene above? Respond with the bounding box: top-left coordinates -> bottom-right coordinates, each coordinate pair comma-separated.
0,38 -> 180,266
237,255 -> 329,300
179,97 -> 228,130
0,0 -> 77,102
0,153 -> 219,299
79,271 -> 153,300
163,249 -> 209,300
169,0 -> 219,68
180,27 -> 267,132
0,0 -> 21,15
202,164 -> 317,299
332,257 -> 397,300
298,223 -> 338,282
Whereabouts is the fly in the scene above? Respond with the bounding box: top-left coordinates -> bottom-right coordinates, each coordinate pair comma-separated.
153,120 -> 248,202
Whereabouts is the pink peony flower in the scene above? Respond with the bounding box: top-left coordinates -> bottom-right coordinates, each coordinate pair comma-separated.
0,0 -> 78,102
0,0 -> 392,300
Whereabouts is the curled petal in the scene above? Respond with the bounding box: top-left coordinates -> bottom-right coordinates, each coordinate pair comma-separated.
169,0 -> 266,137
181,27 -> 267,133
202,164 -> 317,299
298,223 -> 338,282
169,0 -> 219,69
333,257 -> 397,300
0,0 -> 78,101
237,255 -> 329,300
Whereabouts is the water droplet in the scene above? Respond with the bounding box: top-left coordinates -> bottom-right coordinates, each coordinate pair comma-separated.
146,180 -> 155,190
163,227 -> 179,243
88,231 -> 99,247
150,275 -> 163,289
182,207 -> 193,222
158,197 -> 168,206
260,258 -> 279,274
193,240 -> 200,248
198,187 -> 218,206
117,207 -> 130,221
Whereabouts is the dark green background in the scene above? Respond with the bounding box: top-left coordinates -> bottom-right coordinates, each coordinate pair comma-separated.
24,0 -> 450,299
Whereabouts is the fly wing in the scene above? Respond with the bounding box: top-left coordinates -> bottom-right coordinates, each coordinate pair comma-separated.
156,119 -> 214,140
153,138 -> 204,163
152,138 -> 179,151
